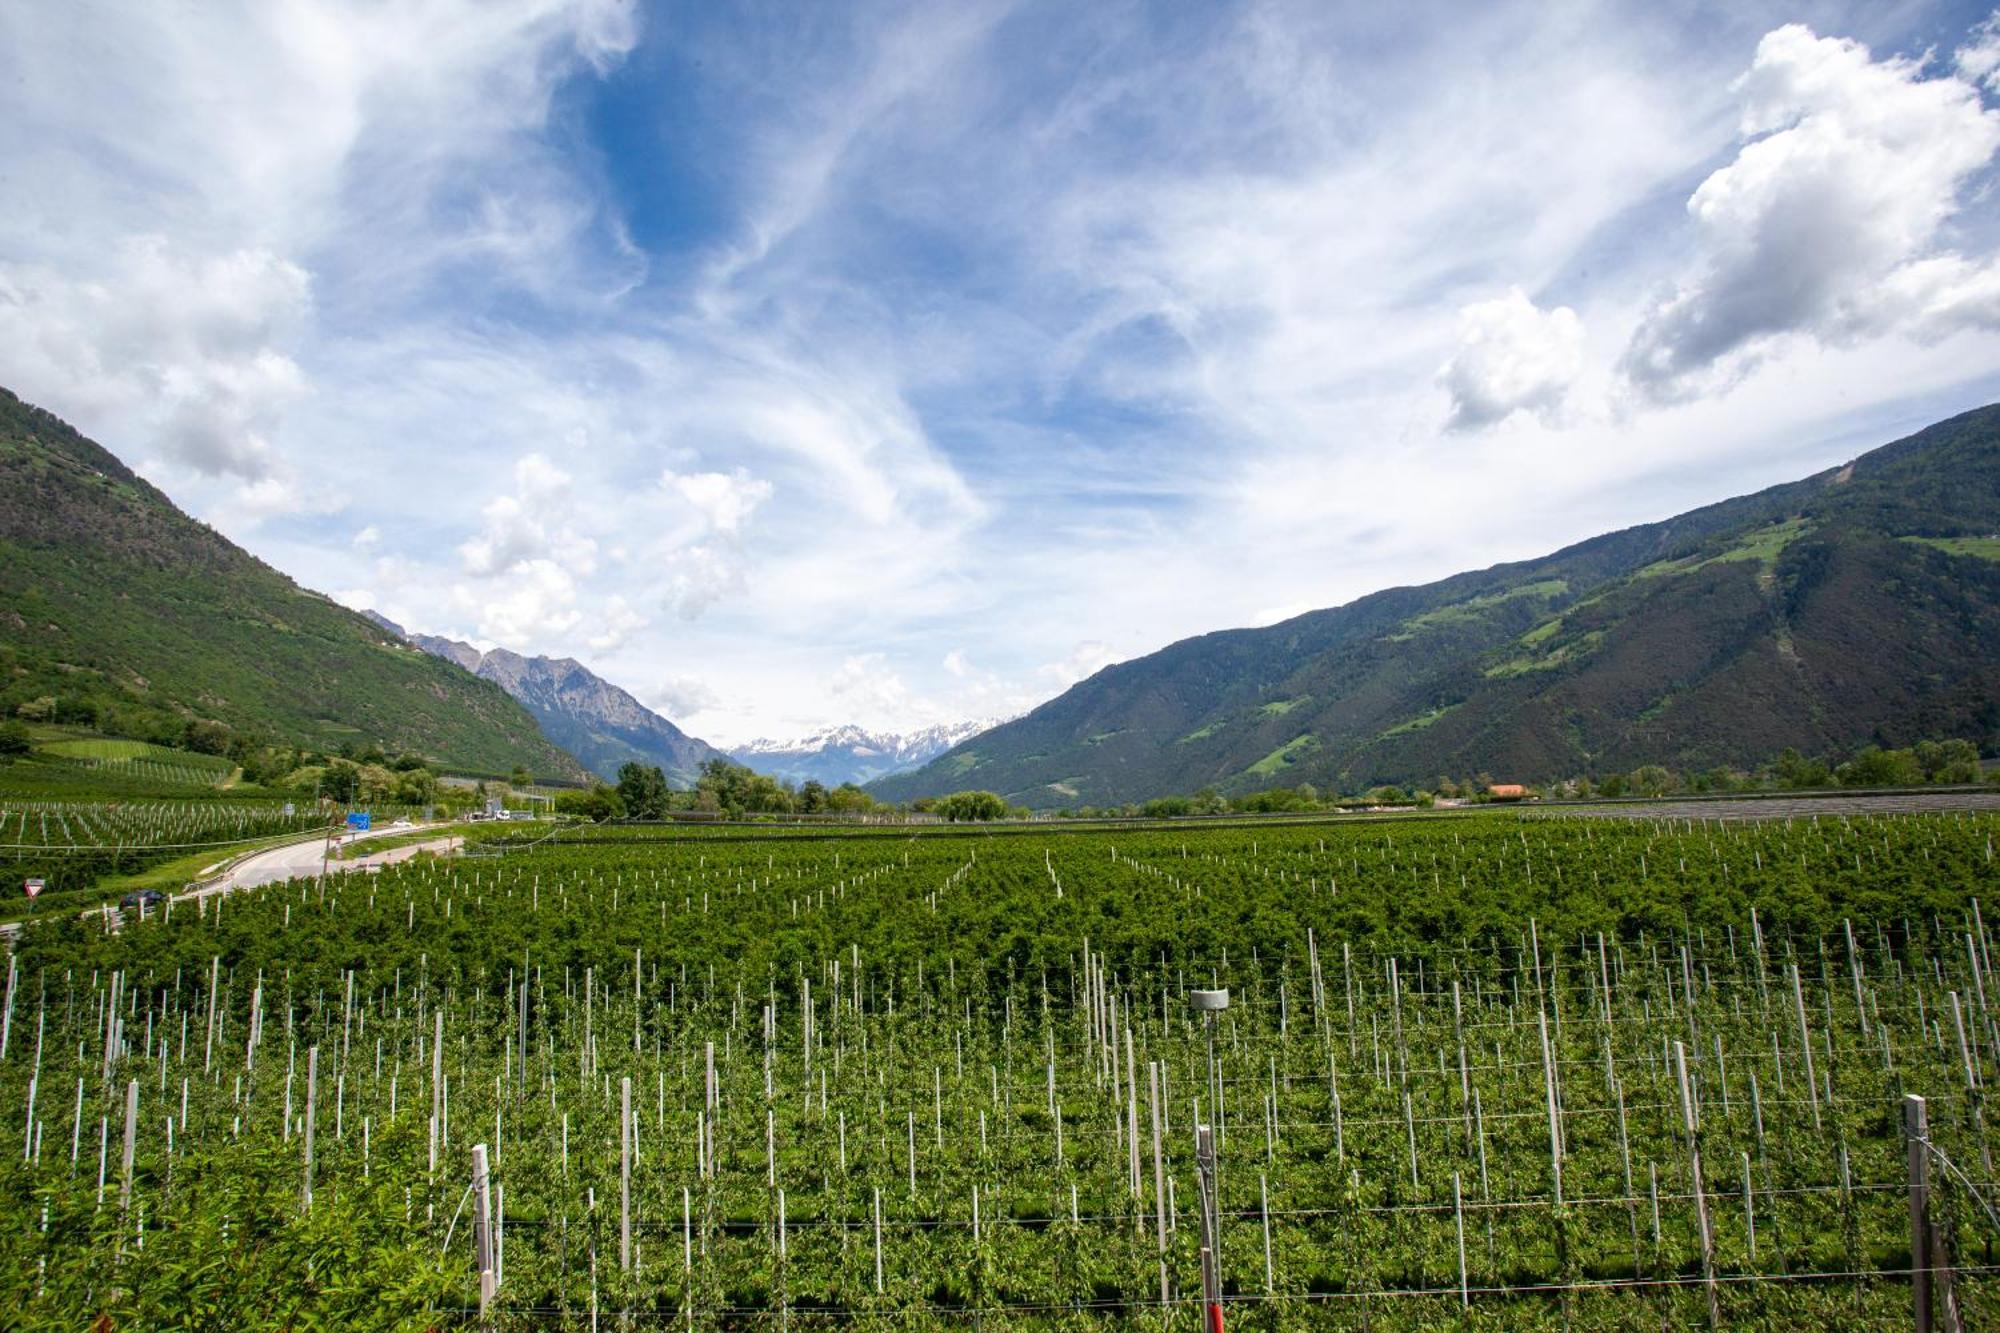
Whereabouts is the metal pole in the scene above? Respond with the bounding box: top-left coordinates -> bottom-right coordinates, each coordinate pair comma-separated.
1195,1124 -> 1224,1333
1150,1061 -> 1169,1307
620,1076 -> 632,1272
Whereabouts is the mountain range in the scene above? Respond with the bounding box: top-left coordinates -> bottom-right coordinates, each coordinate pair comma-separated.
873,406 -> 2000,808
728,720 -> 993,787
0,387 -> 585,779
368,619 -> 730,788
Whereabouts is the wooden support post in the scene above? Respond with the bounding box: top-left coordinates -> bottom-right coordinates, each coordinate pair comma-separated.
429,1010 -> 444,1176
1908,1094 -> 1932,1333
472,1142 -> 496,1321
873,1186 -> 884,1293
1791,965 -> 1821,1132
1454,1171 -> 1468,1307
118,1079 -> 138,1213
1674,1041 -> 1719,1328
204,955 -> 219,1074
1259,1171 -> 1274,1293
302,1045 -> 317,1212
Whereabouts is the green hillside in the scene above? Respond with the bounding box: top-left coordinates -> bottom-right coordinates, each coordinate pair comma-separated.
875,406 -> 2000,807
0,388 -> 587,779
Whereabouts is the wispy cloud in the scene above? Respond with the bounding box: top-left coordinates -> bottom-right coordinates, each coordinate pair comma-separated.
4,1 -> 1999,748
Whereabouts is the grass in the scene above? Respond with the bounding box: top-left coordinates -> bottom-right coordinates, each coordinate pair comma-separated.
1177,721 -> 1225,744
1902,535 -> 2000,561
1259,696 -> 1310,717
1484,630 -> 1606,679
1379,703 -> 1461,738
37,738 -> 236,789
1387,578 -> 1569,639
1246,733 -> 1318,776
0,824 -> 334,924
1519,617 -> 1564,647
41,738 -> 160,761
1637,517 -> 1812,580
326,823 -> 459,861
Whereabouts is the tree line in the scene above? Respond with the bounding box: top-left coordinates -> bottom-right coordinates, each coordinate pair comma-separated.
555,734 -> 1993,824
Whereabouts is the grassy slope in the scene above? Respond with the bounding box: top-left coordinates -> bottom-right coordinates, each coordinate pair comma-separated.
0,388 -> 586,779
876,405 -> 2000,806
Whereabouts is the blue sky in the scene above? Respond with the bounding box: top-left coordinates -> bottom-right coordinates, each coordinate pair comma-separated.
4,0 -> 2000,746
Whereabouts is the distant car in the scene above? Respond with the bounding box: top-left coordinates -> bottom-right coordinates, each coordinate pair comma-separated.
390,818 -> 412,828
120,889 -> 165,909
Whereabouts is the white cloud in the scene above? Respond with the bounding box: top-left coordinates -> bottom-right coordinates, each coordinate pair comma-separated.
459,452 -> 597,576
1958,12 -> 2000,90
1439,288 -> 1585,431
1038,641 -> 1117,688
660,468 -> 773,535
0,237 -> 311,481
228,473 -> 345,526
587,594 -> 646,652
829,652 -> 920,724
0,0 -> 640,512
1621,23 -> 2000,400
11,2 -> 2000,754
647,674 -> 720,721
470,558 -> 582,645
664,543 -> 747,621
352,525 -> 381,549
653,467 -> 777,619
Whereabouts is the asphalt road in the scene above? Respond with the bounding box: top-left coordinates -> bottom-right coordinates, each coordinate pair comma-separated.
182,822 -> 455,899
0,823 -> 463,941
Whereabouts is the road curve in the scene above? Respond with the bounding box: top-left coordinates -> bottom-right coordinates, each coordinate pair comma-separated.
180,822 -> 455,901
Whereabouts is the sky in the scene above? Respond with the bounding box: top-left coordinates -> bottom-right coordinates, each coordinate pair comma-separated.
4,0 -> 2000,748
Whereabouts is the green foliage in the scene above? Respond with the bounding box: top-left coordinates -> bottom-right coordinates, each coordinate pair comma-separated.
1623,763 -> 1678,797
1837,745 -> 1924,787
616,761 -> 671,819
932,789 -> 1009,821
0,812 -> 1994,1323
1916,737 -> 1982,783
554,782 -> 625,821
0,721 -> 29,759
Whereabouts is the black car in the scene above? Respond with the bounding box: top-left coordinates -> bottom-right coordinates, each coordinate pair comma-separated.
120,889 -> 166,909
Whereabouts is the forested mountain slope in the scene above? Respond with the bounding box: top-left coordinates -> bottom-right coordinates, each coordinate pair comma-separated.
875,407 -> 2000,807
0,388 -> 587,779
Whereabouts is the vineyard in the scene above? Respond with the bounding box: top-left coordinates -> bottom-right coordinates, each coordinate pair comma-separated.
37,739 -> 239,790
0,800 -> 339,900
0,810 -> 1995,1327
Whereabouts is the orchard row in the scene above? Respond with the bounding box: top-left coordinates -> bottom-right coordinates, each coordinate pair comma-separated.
0,809 -> 1994,1327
